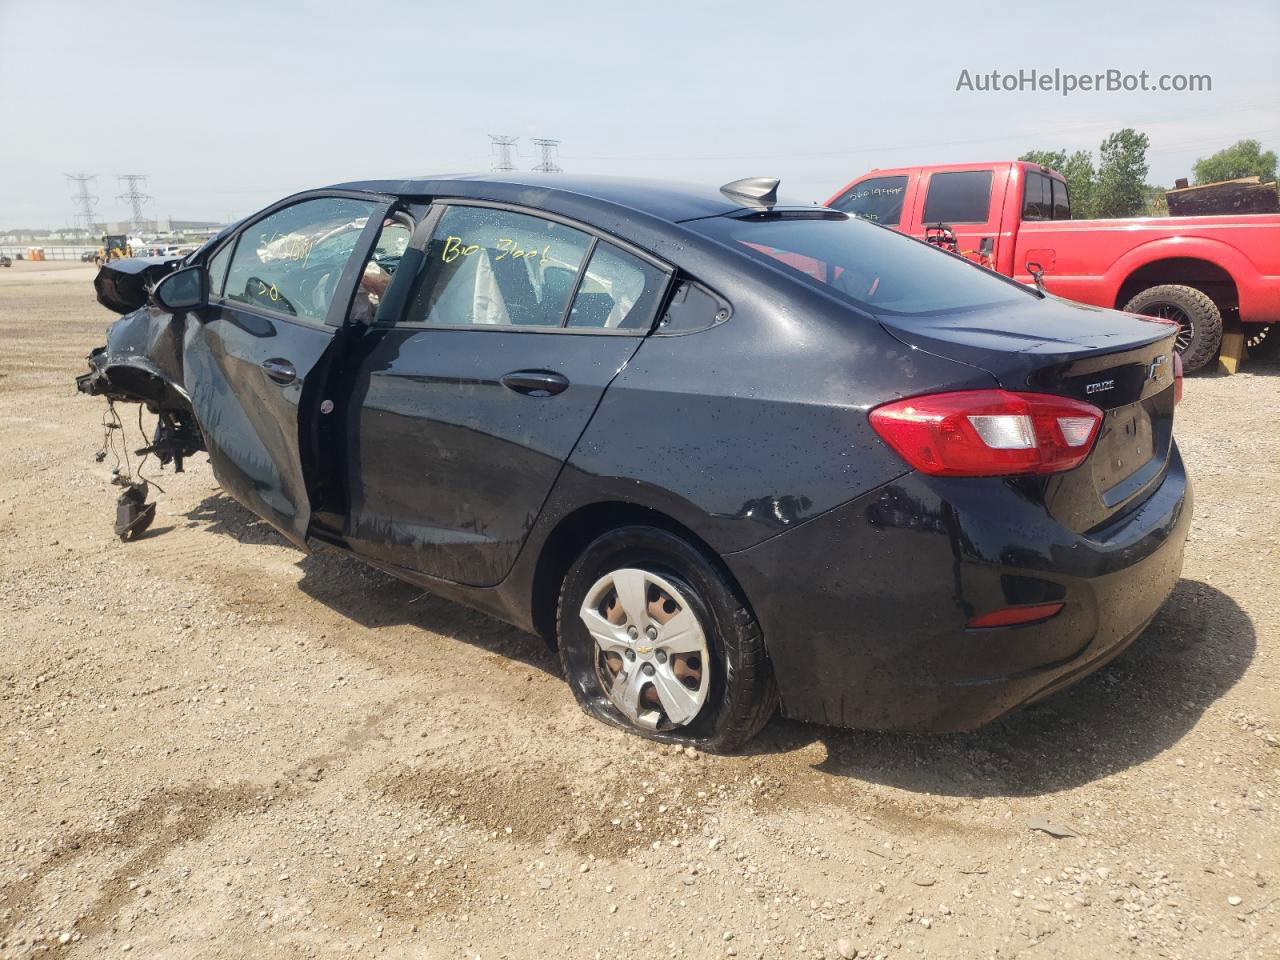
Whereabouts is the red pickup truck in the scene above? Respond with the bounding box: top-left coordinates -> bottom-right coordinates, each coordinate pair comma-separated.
827,161 -> 1280,370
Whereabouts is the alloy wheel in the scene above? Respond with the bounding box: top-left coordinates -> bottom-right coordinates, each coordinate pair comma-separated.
578,568 -> 710,731
1142,301 -> 1194,353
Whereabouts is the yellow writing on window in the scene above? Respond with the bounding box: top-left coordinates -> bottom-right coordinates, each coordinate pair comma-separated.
253,278 -> 281,301
442,235 -> 552,266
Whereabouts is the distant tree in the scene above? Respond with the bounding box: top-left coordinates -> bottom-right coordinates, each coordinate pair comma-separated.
1093,129 -> 1150,218
1019,148 -> 1096,218
1192,139 -> 1278,184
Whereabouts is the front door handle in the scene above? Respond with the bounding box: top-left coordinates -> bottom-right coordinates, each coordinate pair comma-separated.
501,370 -> 569,397
262,358 -> 297,385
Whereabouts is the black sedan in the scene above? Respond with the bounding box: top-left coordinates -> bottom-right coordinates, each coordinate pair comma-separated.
77,173 -> 1191,751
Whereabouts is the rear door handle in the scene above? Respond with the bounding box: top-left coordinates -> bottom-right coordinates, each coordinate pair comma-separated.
501,370 -> 569,397
262,358 -> 296,385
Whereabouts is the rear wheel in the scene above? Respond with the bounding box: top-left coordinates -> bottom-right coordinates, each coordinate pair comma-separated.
557,526 -> 776,752
1123,284 -> 1223,373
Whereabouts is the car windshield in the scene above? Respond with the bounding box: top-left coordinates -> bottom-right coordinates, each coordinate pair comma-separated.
690,213 -> 1033,317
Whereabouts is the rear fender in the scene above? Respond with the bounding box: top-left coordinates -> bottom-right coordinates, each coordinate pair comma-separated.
1105,236 -> 1278,320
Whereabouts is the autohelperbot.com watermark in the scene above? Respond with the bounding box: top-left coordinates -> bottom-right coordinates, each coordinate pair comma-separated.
955,68 -> 1211,96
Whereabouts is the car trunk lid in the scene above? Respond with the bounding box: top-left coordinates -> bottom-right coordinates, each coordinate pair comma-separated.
875,296 -> 1179,532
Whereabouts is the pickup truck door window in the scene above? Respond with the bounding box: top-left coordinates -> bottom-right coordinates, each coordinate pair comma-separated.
1051,178 -> 1072,219
184,194 -> 389,547
332,202 -> 672,585
1022,172 -> 1052,221
919,169 -> 998,268
829,175 -> 909,226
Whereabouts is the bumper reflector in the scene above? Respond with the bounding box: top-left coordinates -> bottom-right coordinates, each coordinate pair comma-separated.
967,602 -> 1065,628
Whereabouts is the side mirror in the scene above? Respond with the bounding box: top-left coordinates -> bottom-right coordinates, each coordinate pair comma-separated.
153,265 -> 207,311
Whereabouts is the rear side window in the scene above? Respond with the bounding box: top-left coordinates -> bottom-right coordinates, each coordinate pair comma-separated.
224,196 -> 377,324
830,176 -> 909,226
1051,178 -> 1071,219
405,205 -> 591,327
690,213 -> 1030,316
922,170 -> 993,224
1022,172 -> 1051,220
566,241 -> 667,330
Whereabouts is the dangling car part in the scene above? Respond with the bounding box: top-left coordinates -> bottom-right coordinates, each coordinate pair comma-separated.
74,174 -> 1191,751
113,477 -> 156,541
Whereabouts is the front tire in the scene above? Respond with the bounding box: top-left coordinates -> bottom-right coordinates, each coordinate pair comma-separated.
557,526 -> 776,752
1123,284 -> 1223,373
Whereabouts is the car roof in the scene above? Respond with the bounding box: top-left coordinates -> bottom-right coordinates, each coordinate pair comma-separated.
853,161 -> 1066,181
326,172 -> 770,224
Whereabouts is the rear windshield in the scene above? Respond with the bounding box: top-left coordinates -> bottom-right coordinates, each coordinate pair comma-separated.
690,213 -> 1032,316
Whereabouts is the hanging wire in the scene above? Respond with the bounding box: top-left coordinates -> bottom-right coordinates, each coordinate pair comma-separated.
135,405 -> 166,495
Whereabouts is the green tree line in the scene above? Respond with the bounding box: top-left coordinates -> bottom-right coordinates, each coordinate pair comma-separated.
1020,136 -> 1277,219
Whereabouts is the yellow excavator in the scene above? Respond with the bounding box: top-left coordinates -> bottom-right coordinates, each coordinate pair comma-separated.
93,234 -> 132,267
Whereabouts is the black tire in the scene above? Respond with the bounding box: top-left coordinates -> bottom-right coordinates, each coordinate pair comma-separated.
1123,284 -> 1222,373
557,526 -> 777,753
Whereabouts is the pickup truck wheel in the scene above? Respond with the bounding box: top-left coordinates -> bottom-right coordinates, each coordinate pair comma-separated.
557,526 -> 777,753
1123,284 -> 1222,373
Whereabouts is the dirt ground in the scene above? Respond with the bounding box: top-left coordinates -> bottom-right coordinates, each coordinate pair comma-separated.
0,258 -> 1276,960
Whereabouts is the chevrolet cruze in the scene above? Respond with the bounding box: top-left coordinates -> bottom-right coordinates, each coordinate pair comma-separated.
78,173 -> 1191,751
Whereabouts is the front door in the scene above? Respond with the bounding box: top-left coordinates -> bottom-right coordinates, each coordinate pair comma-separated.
334,201 -> 672,586
184,192 -> 391,546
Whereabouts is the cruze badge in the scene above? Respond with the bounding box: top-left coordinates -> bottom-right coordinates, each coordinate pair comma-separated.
1085,379 -> 1115,394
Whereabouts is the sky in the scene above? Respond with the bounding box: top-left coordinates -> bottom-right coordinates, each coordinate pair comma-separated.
1,0 -> 1277,229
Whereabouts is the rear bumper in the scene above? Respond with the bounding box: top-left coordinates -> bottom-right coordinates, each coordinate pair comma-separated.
724,446 -> 1192,732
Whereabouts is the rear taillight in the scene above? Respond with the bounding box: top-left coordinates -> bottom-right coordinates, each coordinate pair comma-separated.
869,389 -> 1103,477
1173,352 -> 1183,404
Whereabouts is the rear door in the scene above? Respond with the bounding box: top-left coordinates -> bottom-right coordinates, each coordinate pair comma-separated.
915,167 -> 1002,268
185,192 -> 392,546
332,201 -> 672,586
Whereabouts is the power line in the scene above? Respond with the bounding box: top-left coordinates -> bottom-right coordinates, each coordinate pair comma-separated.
116,174 -> 152,235
489,134 -> 518,172
531,138 -> 562,173
64,174 -> 98,235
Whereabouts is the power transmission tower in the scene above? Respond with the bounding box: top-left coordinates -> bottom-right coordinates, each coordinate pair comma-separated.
489,134 -> 518,172
65,174 -> 99,236
115,174 -> 153,235
531,138 -> 562,173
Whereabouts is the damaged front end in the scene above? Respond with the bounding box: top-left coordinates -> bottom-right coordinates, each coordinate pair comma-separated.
76,258 -> 206,527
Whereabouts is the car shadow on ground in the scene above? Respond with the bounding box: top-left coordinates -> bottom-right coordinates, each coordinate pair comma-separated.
184,493 -> 560,677
744,578 -> 1255,797
186,494 -> 1253,797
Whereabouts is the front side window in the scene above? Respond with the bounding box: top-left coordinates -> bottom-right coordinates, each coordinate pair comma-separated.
830,176 -> 909,226
404,206 -> 591,327
922,170 -> 993,224
566,241 -> 667,329
691,212 -> 1032,317
224,196 -> 378,324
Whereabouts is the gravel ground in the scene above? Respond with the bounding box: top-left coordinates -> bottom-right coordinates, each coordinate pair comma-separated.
0,260 -> 1276,959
